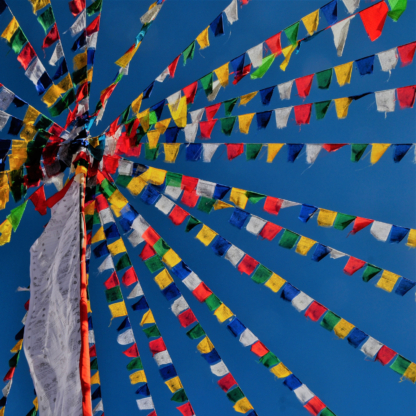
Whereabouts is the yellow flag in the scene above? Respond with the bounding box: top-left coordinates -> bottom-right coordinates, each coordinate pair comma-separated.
90,371 -> 100,385
196,27 -> 210,49
155,118 -> 171,134
376,270 -> 401,293
196,224 -> 217,246
239,92 -> 257,106
404,363 -> 416,383
85,201 -> 95,216
33,397 -> 38,411
165,376 -> 183,393
213,304 -> 233,323
197,336 -> 215,354
41,85 -> 64,107
138,109 -> 150,132
154,269 -> 174,290
164,143 -> 181,163
12,140 -> 27,158
87,68 -> 93,82
334,62 -> 353,86
333,319 -> 354,339
23,106 -> 40,125
140,309 -> 155,326
1,17 -> 19,42
370,143 -> 390,164
238,113 -> 255,134
295,236 -> 316,256
302,10 -> 319,35
11,339 -> 23,353
126,177 -> 147,196
334,97 -> 353,119
0,405 -> 5,416
280,44 -> 296,71
233,398 -> 254,414
9,156 -> 26,171
213,200 -> 233,210
168,96 -> 187,128
270,362 -> 292,378
57,73 -> 73,93
129,370 -> 147,384
230,188 -> 248,209
131,93 -> 143,113
214,62 -> 229,87
108,301 -> 127,319
28,0 -> 50,14
91,227 -> 105,245
147,130 -> 160,149
317,209 -> 338,227
115,43 -> 140,68
0,183 -> 9,211
20,124 -> 37,142
406,229 -> 416,248
108,189 -> 129,209
89,136 -> 100,148
162,249 -> 181,268
147,167 -> 166,185
108,239 -> 127,256
73,52 -> 88,71
87,300 -> 92,313
264,273 -> 286,293
267,144 -> 284,162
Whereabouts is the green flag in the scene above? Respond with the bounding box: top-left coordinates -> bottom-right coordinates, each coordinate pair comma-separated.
149,111 -> 158,125
35,115 -> 53,130
200,73 -> 213,97
251,54 -> 276,79
127,357 -> 143,370
120,105 -> 131,124
9,28 -> 27,54
185,216 -> 201,232
245,191 -> 266,204
388,0 -> 407,21
278,229 -> 299,249
49,97 -> 67,117
351,144 -> 368,162
171,389 -> 188,403
72,66 -> 88,85
251,264 -> 273,284
362,264 -> 382,282
284,22 -> 299,45
93,210 -> 101,225
224,97 -> 238,116
90,358 -> 98,370
116,253 -> 132,271
197,197 -> 216,214
259,351 -> 280,368
116,175 -> 132,188
166,172 -> 182,187
7,201 -> 28,232
87,0 -> 103,16
246,144 -> 262,161
321,408 -> 336,416
144,256 -> 164,273
37,7 -> 55,33
105,286 -> 123,303
143,324 -> 161,338
186,323 -> 205,339
9,351 -> 20,368
333,213 -> 356,230
9,169 -> 26,203
316,68 -> 333,89
389,355 -> 411,375
205,294 -> 222,311
153,238 -> 170,257
226,387 -> 245,403
145,143 -> 160,160
220,117 -> 236,136
315,100 -> 332,120
320,311 -> 341,331
183,41 -> 195,65
25,407 -> 37,416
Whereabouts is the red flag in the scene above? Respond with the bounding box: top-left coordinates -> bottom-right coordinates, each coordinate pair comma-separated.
48,123 -> 64,137
24,300 -> 30,311
295,74 -> 314,98
304,301 -> 327,322
181,189 -> 199,208
237,254 -> 259,275
233,63 -> 252,84
350,217 -> 374,235
376,345 -> 397,365
109,117 -> 120,136
123,343 -> 139,357
139,243 -> 156,261
3,367 -> 15,381
100,84 -> 116,105
64,104 -> 77,129
29,185 -> 47,215
304,396 -> 326,416
168,205 -> 189,225
17,43 -> 36,70
177,402 -> 195,416
359,1 -> 389,42
86,15 -> 100,36
95,194 -> 109,212
122,267 -> 138,286
104,272 -> 119,290
199,119 -> 217,139
205,103 -> 222,120
343,256 -> 366,276
168,55 -> 181,77
148,338 -> 167,356
103,155 -> 120,175
76,82 -> 89,102
263,196 -> 283,215
398,41 -> 416,66
181,176 -> 198,192
259,222 -> 282,241
46,177 -> 75,208
68,0 -> 86,16
142,227 -> 160,246
397,85 -> 416,109
294,103 -> 312,125
218,373 -> 237,392
192,282 -> 212,302
42,24 -> 60,49
322,144 -> 347,152
182,82 -> 198,104
177,309 -> 197,328
89,345 -> 97,358
251,341 -> 269,357
265,32 -> 282,56
225,143 -> 244,160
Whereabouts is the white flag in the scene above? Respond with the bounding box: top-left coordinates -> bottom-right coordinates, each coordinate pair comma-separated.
331,16 -> 355,57
0,88 -> 14,111
377,48 -> 398,73
202,144 -> 220,162
246,43 -> 263,68
341,0 -> 360,14
98,255 -> 114,273
184,122 -> 199,143
127,282 -> 144,299
275,107 -> 292,129
224,0 -> 238,24
0,110 -> 10,131
370,221 -> 392,242
278,80 -> 294,100
375,89 -> 396,115
190,108 -> 205,123
306,144 -> 322,164
156,67 -> 169,82
68,9 -> 86,37
117,328 -> 135,345
49,41 -> 64,66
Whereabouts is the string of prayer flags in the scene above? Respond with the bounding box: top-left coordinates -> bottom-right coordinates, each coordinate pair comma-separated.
135,184 -> 416,383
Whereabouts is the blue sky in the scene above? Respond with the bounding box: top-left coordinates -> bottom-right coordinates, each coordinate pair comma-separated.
0,0 -> 415,415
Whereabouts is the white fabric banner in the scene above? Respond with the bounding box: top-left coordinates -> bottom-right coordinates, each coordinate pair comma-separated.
281,200 -> 301,209
182,272 -> 202,291
375,89 -> 396,114
239,329 -> 258,347
196,180 -> 216,199
360,336 -> 383,358
224,0 -> 238,24
225,245 -> 245,266
127,282 -> 144,299
2,380 -> 12,397
341,0 -> 360,14
98,254 -> 114,273
131,215 -> 150,236
370,221 -> 392,242
294,385 -> 315,404
140,4 -> 162,24
278,80 -> 294,101
93,400 -> 104,414
118,159 -> 133,176
210,361 -> 229,376
117,328 -> 135,345
202,144 -> 220,162
190,108 -> 205,123
329,249 -> 346,259
184,122 -> 199,143
331,16 -> 354,57
0,88 -> 14,111
275,107 -> 292,129
291,292 -> 313,312
99,208 -> 115,226
25,57 -> 46,85
154,350 -> 172,366
171,296 -> 189,316
24,181 -> 84,416
49,41 -> 64,66
377,48 -> 398,73
164,185 -> 182,200
127,230 -> 145,248
306,144 -> 322,164
155,195 -> 175,215
69,10 -> 86,36
136,397 -> 155,410
247,43 -> 263,68
0,110 -> 10,131
156,67 -> 169,82
207,80 -> 222,101
246,215 -> 267,236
